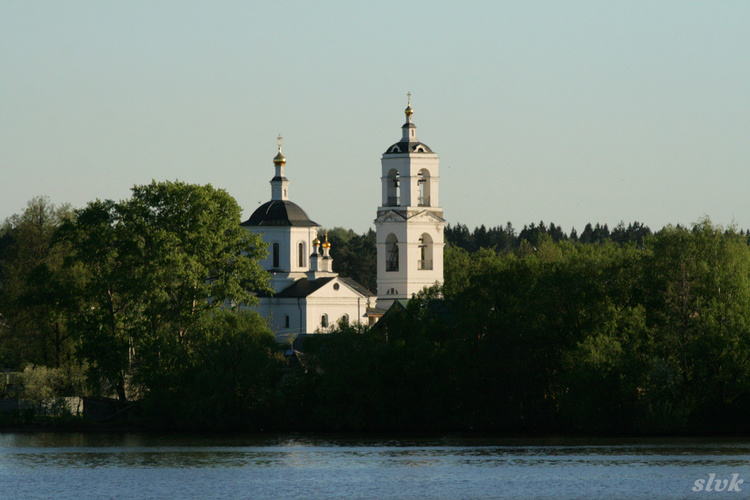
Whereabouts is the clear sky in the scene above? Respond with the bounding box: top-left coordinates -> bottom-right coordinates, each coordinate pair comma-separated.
2,1 -> 749,234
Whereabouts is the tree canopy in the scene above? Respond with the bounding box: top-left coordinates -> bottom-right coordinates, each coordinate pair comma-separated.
284,219 -> 750,434
58,181 -> 271,401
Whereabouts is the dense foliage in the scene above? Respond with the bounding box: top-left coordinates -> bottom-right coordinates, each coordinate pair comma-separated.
323,227 -> 377,292
279,220 -> 750,434
58,181 -> 271,402
1,184 -> 277,427
0,197 -> 75,369
4,190 -> 750,434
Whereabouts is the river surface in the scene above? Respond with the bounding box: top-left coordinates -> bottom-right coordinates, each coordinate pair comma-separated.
0,433 -> 748,499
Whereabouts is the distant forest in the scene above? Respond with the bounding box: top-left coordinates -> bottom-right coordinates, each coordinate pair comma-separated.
445,220 -> 653,250
326,220 -> 681,293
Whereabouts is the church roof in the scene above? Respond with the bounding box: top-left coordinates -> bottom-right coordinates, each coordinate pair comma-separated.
383,140 -> 433,155
339,277 -> 375,297
275,277 -> 336,297
253,276 -> 374,299
242,200 -> 319,227
276,277 -> 375,298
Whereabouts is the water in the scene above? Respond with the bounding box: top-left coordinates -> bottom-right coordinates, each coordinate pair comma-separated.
0,434 -> 748,499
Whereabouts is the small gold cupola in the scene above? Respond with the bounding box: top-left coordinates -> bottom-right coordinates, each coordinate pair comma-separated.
273,134 -> 286,165
405,91 -> 414,117
270,134 -> 290,201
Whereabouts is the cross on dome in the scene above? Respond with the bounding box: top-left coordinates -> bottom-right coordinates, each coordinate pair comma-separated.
273,134 -> 286,166
405,92 -> 414,118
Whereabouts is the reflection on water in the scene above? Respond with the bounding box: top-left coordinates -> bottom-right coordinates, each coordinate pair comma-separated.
1,434 -> 749,499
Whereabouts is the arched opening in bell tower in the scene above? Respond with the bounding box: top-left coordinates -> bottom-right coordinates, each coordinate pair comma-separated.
386,233 -> 399,272
418,169 -> 431,207
418,233 -> 433,270
386,169 -> 400,206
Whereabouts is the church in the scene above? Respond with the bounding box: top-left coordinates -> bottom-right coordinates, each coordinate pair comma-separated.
243,97 -> 445,342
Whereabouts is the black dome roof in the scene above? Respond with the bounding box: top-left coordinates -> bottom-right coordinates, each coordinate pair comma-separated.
241,200 -> 318,227
384,140 -> 433,155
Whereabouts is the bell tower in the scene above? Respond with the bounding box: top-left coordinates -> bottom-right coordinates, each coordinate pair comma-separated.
375,95 -> 445,309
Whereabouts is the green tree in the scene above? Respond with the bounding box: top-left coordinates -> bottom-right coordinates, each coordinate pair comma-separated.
0,197 -> 75,369
141,310 -> 282,430
325,227 -> 377,291
642,220 -> 750,431
61,181 -> 271,401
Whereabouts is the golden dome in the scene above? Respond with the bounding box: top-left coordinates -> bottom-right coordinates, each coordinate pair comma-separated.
273,151 -> 286,165
313,237 -> 321,246
322,230 -> 331,248
273,133 -> 286,165
405,91 -> 414,116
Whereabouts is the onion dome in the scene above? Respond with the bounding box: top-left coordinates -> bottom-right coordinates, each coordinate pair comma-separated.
273,134 -> 286,165
273,151 -> 286,165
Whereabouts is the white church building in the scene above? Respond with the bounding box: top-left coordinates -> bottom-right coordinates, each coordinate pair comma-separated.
242,138 -> 374,343
243,97 -> 444,341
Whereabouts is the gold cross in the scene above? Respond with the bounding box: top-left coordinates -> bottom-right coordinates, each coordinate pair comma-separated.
277,133 -> 282,151
407,91 -> 411,105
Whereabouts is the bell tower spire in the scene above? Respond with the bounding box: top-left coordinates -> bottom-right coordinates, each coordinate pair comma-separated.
401,91 -> 416,143
270,134 -> 289,201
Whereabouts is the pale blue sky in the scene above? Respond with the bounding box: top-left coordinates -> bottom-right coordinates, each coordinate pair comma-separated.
2,1 -> 749,234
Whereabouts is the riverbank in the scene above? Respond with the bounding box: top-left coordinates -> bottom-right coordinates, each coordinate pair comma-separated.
4,412 -> 750,441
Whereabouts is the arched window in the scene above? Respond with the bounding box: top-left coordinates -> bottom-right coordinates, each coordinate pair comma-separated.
321,314 -> 328,328
298,241 -> 306,267
284,315 -> 290,328
386,234 -> 399,272
418,233 -> 433,270
341,314 -> 349,326
386,169 -> 400,206
272,242 -> 280,268
418,169 -> 431,207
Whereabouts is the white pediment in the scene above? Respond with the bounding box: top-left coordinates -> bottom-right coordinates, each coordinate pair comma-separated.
375,210 -> 406,223
307,277 -> 370,299
407,210 -> 446,223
